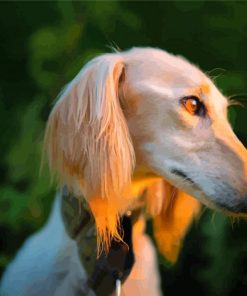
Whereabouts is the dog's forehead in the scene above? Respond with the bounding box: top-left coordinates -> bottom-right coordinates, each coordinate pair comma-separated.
123,48 -> 228,115
124,48 -> 226,100
124,48 -> 205,88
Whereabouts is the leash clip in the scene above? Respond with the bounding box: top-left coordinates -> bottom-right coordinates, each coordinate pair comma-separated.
115,279 -> 121,296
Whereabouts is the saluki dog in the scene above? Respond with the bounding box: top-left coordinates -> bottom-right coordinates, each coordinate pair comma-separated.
1,47 -> 247,296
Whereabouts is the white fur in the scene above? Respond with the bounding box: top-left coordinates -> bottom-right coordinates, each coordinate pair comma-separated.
2,47 -> 247,296
1,196 -> 90,295
0,195 -> 161,296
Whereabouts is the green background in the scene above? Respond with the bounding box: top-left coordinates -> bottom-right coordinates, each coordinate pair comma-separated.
0,1 -> 247,295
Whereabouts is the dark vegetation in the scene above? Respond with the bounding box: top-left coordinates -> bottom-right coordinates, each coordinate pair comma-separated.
0,1 -> 247,295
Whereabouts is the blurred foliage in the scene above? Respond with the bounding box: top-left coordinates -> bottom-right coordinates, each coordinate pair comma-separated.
0,1 -> 247,295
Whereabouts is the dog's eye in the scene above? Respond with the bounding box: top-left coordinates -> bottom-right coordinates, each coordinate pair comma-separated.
181,96 -> 206,116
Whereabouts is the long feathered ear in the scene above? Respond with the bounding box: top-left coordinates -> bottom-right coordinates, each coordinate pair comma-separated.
147,180 -> 201,263
44,53 -> 135,252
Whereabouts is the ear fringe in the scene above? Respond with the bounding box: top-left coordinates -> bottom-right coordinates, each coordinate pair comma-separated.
148,180 -> 201,263
44,53 -> 135,252
89,197 -> 124,255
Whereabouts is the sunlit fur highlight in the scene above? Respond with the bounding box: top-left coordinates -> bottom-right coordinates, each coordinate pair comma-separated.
4,47 -> 247,296
152,180 -> 201,262
43,48 -> 247,259
44,53 -> 135,252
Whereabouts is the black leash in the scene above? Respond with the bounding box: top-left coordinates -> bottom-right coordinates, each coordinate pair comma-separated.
61,186 -> 135,296
87,215 -> 134,296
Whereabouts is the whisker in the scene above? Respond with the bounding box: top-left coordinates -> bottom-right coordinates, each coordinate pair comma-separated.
228,99 -> 245,107
228,94 -> 247,100
228,94 -> 247,108
206,68 -> 226,75
106,41 -> 121,53
227,94 -> 247,107
229,216 -> 235,230
197,205 -> 207,221
210,211 -> 217,230
206,68 -> 226,81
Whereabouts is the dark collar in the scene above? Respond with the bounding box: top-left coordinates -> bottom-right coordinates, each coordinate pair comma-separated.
61,186 -> 135,296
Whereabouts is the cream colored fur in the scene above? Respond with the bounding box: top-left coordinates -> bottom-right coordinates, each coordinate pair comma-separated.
2,47 -> 247,296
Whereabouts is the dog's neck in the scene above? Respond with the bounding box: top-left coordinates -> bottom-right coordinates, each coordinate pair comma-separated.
130,166 -> 162,197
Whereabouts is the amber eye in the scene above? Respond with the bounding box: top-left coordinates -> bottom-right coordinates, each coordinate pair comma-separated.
181,96 -> 206,116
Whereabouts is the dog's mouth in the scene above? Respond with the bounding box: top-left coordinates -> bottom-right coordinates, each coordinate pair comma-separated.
170,169 -> 224,212
170,168 -> 204,194
171,169 -> 247,216
170,169 -> 196,186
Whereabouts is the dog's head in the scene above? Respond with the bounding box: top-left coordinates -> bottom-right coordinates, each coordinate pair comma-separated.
44,47 -> 247,258
122,48 -> 247,214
